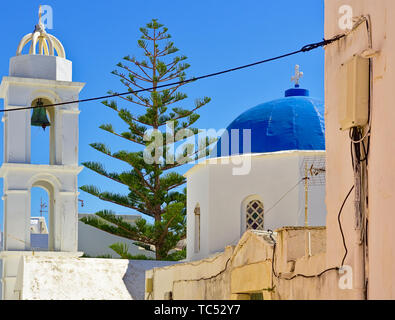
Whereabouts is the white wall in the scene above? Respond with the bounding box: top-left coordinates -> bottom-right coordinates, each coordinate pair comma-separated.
186,151 -> 327,261
9,55 -> 72,82
78,220 -> 155,259
14,255 -> 178,300
186,164 -> 210,261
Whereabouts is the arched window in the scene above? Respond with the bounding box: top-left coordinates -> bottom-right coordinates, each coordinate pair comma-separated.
30,186 -> 49,250
194,204 -> 200,253
30,179 -> 55,250
245,199 -> 264,230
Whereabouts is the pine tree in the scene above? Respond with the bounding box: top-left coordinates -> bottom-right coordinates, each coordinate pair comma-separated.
80,19 -> 213,260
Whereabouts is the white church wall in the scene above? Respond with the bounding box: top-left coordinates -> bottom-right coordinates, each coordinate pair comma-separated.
185,151 -> 327,261
297,183 -> 327,227
295,153 -> 327,226
186,164 -> 210,261
207,152 -> 300,255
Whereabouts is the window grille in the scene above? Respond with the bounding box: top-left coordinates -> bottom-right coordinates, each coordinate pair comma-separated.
246,200 -> 264,230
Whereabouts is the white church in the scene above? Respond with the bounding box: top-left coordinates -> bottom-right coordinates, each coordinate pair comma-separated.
0,10 -> 327,299
185,66 -> 327,261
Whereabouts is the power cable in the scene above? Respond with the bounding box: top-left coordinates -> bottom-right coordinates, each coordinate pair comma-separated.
265,178 -> 305,216
0,34 -> 346,113
269,184 -> 354,281
338,185 -> 355,267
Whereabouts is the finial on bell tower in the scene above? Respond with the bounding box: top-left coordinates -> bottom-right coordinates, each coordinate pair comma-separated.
35,5 -> 46,33
291,65 -> 303,88
38,5 -> 43,25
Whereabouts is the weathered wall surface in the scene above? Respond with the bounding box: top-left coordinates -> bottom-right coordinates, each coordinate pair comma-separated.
146,228 -> 332,300
147,246 -> 234,300
324,0 -> 395,299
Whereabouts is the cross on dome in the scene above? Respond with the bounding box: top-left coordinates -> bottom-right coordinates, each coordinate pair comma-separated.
15,6 -> 66,58
291,65 -> 303,87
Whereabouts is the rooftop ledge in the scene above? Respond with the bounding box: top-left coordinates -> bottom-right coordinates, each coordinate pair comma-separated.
184,149 -> 326,177
0,163 -> 83,176
1,75 -> 85,88
0,75 -> 85,98
0,251 -> 84,259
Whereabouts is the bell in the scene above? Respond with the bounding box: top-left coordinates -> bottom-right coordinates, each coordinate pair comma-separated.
31,99 -> 50,130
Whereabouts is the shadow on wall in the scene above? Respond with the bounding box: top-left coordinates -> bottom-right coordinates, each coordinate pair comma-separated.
123,260 -> 180,300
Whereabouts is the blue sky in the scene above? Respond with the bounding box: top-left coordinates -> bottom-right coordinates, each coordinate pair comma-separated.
0,0 -> 325,229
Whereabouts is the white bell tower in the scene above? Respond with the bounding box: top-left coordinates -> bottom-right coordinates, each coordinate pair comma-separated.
0,9 -> 84,299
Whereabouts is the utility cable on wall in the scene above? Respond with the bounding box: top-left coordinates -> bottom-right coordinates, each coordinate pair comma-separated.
269,183 -> 354,281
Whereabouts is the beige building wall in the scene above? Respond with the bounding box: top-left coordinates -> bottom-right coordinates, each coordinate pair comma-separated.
324,0 -> 395,299
145,228 -> 328,300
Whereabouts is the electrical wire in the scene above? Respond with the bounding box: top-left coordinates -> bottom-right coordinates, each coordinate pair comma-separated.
269,184 -> 355,280
0,34 -> 346,113
264,178 -> 305,216
338,185 -> 355,267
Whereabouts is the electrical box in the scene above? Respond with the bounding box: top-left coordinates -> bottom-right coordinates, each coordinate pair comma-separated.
339,55 -> 370,130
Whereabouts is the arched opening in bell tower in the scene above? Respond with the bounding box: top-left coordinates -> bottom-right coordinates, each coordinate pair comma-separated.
30,180 -> 55,251
30,97 -> 55,165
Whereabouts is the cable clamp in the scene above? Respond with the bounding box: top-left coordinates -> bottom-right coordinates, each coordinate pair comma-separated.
301,34 -> 346,52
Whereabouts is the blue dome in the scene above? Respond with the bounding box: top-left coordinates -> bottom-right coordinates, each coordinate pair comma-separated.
214,87 -> 325,157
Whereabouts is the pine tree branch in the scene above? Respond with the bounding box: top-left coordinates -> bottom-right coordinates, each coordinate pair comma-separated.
117,63 -> 151,82
99,124 -> 146,146
135,61 -> 154,76
81,212 -> 154,244
106,89 -> 151,109
116,105 -> 152,126
80,186 -> 154,217
157,215 -> 177,245
81,162 -> 154,209
116,72 -> 151,92
120,96 -> 150,109
161,144 -> 214,171
83,146 -> 157,195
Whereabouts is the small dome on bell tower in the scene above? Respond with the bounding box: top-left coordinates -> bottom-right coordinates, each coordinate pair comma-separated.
9,6 -> 72,81
16,6 -> 65,58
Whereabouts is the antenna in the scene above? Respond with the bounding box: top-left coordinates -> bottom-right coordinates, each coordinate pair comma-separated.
300,155 -> 326,226
39,197 -> 48,217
